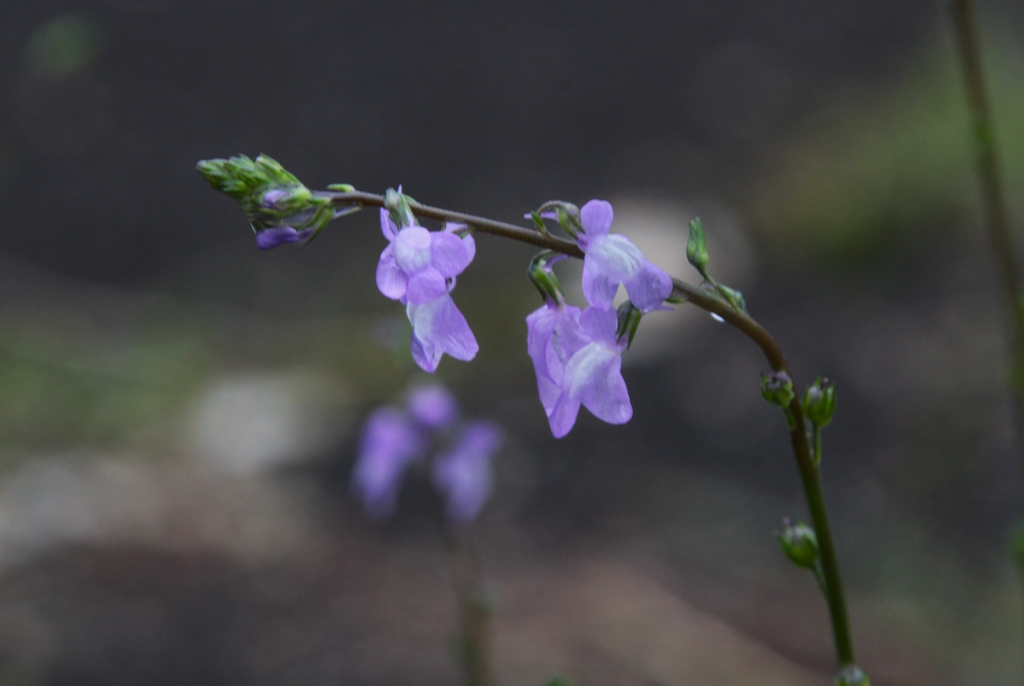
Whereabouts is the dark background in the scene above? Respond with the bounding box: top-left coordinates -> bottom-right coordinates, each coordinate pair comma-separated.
0,1 -> 1023,684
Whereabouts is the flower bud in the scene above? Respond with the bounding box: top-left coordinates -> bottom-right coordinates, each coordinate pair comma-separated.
527,251 -> 567,303
616,301 -> 643,349
715,283 -> 747,314
835,665 -> 870,686
761,371 -> 795,408
534,201 -> 582,239
804,377 -> 837,429
384,187 -> 418,228
686,217 -> 709,276
776,518 -> 819,569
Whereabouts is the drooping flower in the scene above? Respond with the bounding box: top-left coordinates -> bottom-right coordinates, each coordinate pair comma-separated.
433,420 -> 503,522
546,305 -> 632,438
376,209 -> 479,372
351,407 -> 424,518
577,200 -> 673,312
525,299 -> 588,418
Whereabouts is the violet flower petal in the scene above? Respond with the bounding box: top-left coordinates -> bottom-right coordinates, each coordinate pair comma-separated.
379,208 -> 397,240
393,226 -> 433,274
581,234 -> 645,307
569,343 -> 632,425
351,407 -> 424,518
262,189 -> 289,209
406,269 -> 449,305
526,302 -> 586,416
407,385 -> 459,428
430,231 -> 472,278
623,259 -> 673,312
406,295 -> 479,373
256,226 -> 305,250
376,245 -> 408,301
580,200 -> 614,239
432,420 -> 503,522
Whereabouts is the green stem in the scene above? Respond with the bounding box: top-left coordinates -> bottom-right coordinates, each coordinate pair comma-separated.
321,189 -> 859,668
813,426 -> 823,468
950,3 -> 1024,681
443,526 -> 491,686
950,0 -> 1024,477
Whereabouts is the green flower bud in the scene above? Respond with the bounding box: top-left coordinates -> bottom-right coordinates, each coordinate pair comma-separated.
804,377 -> 837,429
535,201 -> 582,239
384,187 -> 418,228
686,217 -> 709,276
761,371 -> 795,408
776,518 -> 819,569
835,665 -> 870,686
715,283 -> 747,314
527,251 -> 567,303
616,301 -> 643,349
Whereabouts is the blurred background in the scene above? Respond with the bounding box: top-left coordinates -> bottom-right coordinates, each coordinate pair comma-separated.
0,0 -> 1023,684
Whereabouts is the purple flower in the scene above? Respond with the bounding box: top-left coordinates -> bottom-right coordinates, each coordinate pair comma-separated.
408,385 -> 458,429
256,226 -> 314,250
545,306 -> 632,438
407,295 -> 479,373
351,407 -> 424,518
377,209 -> 479,372
525,299 -> 589,418
577,200 -> 673,312
376,210 -> 476,305
433,421 -> 503,522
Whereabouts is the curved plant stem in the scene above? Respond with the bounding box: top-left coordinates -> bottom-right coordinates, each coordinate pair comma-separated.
322,189 -> 859,668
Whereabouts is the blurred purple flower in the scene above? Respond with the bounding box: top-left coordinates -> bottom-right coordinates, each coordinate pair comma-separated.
351,407 -> 424,518
256,226 -> 313,250
433,421 -> 503,522
408,385 -> 458,429
377,210 -> 479,372
577,200 -> 672,312
546,305 -> 632,438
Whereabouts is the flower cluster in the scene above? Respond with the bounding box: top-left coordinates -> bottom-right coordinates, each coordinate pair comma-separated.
351,385 -> 503,522
368,195 -> 672,437
524,200 -> 672,437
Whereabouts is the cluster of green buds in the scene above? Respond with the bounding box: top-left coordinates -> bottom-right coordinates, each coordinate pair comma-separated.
196,154 -> 353,247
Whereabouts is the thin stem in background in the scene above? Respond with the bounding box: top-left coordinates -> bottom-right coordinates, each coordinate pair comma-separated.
950,0 -> 1024,476
322,190 -> 859,670
949,0 -> 1024,679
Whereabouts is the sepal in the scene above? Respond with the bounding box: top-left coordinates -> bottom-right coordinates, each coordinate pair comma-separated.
616,301 -> 643,349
